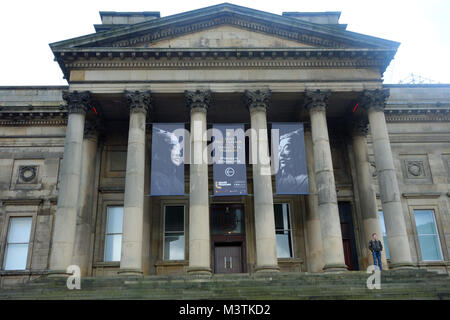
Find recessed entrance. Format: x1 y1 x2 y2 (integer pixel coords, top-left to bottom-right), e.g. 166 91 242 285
210 204 246 274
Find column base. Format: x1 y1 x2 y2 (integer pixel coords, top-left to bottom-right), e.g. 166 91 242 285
322 263 348 273
117 268 144 277
389 262 416 270
47 270 71 278
186 266 212 277
254 265 280 274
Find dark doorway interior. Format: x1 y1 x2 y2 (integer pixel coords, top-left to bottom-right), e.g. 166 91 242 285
210 204 246 273
338 202 359 270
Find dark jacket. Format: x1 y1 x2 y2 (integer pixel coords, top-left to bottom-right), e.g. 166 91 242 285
369 239 383 252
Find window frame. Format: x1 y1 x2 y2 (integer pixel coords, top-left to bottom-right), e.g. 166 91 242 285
273 202 294 259
103 206 124 262
162 204 186 261
411 208 444 262
0 207 37 272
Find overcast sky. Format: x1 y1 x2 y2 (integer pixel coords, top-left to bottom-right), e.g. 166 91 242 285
0 0 448 85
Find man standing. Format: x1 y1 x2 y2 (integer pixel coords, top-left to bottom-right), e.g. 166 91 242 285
369 233 383 271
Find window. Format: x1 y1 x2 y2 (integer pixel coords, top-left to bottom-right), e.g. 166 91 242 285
377 211 390 259
3 217 32 270
163 205 185 260
413 210 443 261
104 207 123 262
274 203 292 258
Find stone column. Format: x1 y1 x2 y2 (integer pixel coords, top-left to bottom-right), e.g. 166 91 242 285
119 90 151 276
49 91 91 275
244 89 279 273
351 117 388 270
361 89 413 269
304 89 347 272
72 120 100 276
304 126 325 272
185 90 212 276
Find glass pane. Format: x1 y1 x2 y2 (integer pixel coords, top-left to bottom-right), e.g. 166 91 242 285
211 206 244 235
105 234 122 262
4 243 29 270
106 207 123 234
414 210 438 235
377 211 386 234
165 206 184 232
418 235 443 261
378 211 390 259
274 204 290 231
276 231 292 258
164 233 185 260
383 236 390 260
7 217 32 243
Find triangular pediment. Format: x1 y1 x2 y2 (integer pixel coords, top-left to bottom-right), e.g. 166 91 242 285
50 3 399 51
138 25 313 49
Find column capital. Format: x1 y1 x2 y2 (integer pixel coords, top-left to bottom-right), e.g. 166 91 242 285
124 90 152 115
62 90 91 115
360 88 390 112
351 117 369 136
304 89 330 112
244 89 271 112
185 89 211 113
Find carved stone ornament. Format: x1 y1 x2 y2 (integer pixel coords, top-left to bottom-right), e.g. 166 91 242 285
185 90 211 112
360 89 390 112
18 165 38 183
406 160 424 177
62 91 91 114
243 89 271 112
304 89 331 112
124 90 152 114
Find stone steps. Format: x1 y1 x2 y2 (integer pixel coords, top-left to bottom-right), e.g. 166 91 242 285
1 270 449 300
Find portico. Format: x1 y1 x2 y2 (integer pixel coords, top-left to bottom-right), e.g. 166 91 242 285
44 4 419 277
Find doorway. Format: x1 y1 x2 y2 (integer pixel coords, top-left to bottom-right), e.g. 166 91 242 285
338 202 359 270
210 204 246 274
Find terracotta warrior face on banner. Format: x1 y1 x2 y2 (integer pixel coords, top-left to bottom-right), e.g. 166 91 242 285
279 130 301 175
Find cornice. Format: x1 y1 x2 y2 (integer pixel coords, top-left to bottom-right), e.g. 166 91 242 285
384 107 450 122
0 109 67 126
63 55 389 71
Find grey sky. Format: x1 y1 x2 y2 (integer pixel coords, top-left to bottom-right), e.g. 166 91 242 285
1 0 448 85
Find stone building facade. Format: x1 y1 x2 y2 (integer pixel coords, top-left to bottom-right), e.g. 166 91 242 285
0 4 449 286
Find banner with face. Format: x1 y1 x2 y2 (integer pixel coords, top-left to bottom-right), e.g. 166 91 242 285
212 124 248 196
272 122 309 195
150 123 185 196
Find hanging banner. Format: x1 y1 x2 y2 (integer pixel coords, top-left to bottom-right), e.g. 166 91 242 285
213 124 248 196
272 122 309 195
150 123 185 196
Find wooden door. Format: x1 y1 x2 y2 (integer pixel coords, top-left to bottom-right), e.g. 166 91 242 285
338 202 359 270
214 245 242 274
